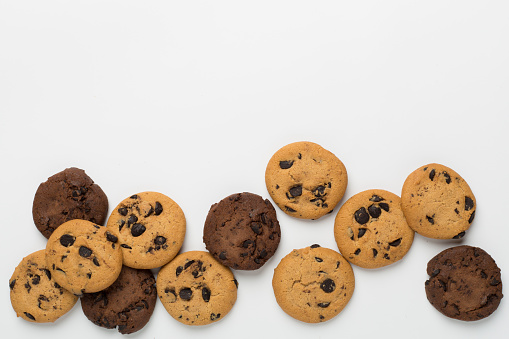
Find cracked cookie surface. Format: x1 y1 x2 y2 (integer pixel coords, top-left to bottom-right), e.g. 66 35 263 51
425 245 503 321
203 192 281 270
45 219 123 295
272 245 354 323
265 141 347 219
81 266 157 334
9 250 78 323
334 189 414 269
107 192 186 269
156 251 238 326
401 163 476 239
32 167 109 239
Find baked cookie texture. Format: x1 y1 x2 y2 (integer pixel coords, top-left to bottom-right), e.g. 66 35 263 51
45 219 123 295
334 189 414 269
107 192 186 269
32 167 109 239
9 250 78 323
401 163 476 239
81 266 157 334
203 192 281 270
272 245 355 323
157 251 238 326
425 245 503 321
265 141 347 220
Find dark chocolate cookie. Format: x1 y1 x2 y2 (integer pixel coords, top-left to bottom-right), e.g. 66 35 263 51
33 167 109 238
425 245 503 321
81 266 157 334
203 192 281 270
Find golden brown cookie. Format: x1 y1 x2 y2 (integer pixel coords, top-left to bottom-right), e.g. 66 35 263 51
9 250 78 323
45 219 123 295
265 141 348 219
156 251 238 326
272 245 355 323
106 192 186 269
401 163 476 239
334 189 414 269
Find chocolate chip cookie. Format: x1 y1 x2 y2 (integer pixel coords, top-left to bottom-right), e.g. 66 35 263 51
106 192 186 269
32 167 109 238
401 163 476 239
9 250 78 323
203 192 281 270
157 251 238 326
272 245 355 323
425 245 503 321
81 266 157 334
265 141 348 219
334 189 414 269
45 219 123 295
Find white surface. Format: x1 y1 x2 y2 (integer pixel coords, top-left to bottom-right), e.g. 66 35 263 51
1 1 508 338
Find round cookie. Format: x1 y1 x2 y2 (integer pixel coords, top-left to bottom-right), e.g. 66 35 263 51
157 251 238 326
272 245 355 323
32 167 109 239
334 189 414 269
9 250 78 323
45 219 123 295
401 163 476 239
203 192 281 270
81 266 157 334
425 245 503 321
106 192 186 269
265 141 348 220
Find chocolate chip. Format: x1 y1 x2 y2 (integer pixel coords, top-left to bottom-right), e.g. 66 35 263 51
184 260 195 270
389 238 402 247
279 160 294 169
383 253 390 260
41 269 51 280
317 302 330 308
443 171 451 184
254 258 262 264
106 232 118 243
469 211 476 223
289 185 302 197
131 223 146 237
320 279 336 293
87 272 92 279
59 234 75 247
242 240 253 248
285 206 296 212
210 313 221 321
250 223 262 235
315 257 323 262
24 312 35 321
358 228 367 238
379 203 389 212
93 257 100 266
176 266 183 277
370 195 383 202
372 248 378 258
233 279 238 288
354 248 361 255
130 195 138 199
79 246 92 258
219 252 227 260
121 244 132 249
368 204 381 218
429 169 436 181
431 269 441 277
310 244 321 248
118 207 128 216
259 249 268 258
127 214 138 226
298 153 302 159
490 277 501 286
426 215 435 225
24 281 31 292
314 185 326 197
202 287 211 302
179 288 192 301
354 207 369 224
32 275 40 285
465 196 474 211
119 220 125 232
154 202 163 216
452 231 465 239
154 236 166 245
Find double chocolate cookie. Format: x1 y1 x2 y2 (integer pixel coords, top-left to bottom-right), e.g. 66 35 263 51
401 163 476 239
203 192 281 270
45 219 123 295
334 189 414 269
32 167 109 238
157 251 238 326
107 192 186 269
272 245 355 323
425 245 503 321
81 266 157 334
265 141 348 219
9 250 78 323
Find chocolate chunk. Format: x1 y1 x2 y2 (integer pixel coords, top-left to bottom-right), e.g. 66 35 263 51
429 169 436 181
289 186 302 197
354 248 361 255
202 287 211 302
154 202 163 216
130 195 138 199
219 252 227 260
106 232 118 243
250 223 262 235
118 207 128 216
379 203 389 212
131 223 146 237
372 248 378 258
358 228 367 238
317 302 330 308
465 197 474 211
389 238 402 247
184 260 195 270
93 257 100 266
285 206 297 212
32 275 40 285
443 171 451 184
310 244 321 248
279 160 294 169
368 204 381 218
452 231 465 239
127 214 138 226
315 257 323 262
121 244 132 249
469 211 476 223
118 220 125 232
426 215 435 225
242 240 253 248
24 312 36 321
354 207 369 224
370 195 383 202
179 288 192 301
320 278 336 293
41 269 51 280
79 246 93 258
60 234 75 247
176 266 183 277
154 236 166 245
210 313 221 321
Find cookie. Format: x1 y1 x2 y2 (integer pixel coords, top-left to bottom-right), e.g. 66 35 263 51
9 250 78 323
45 219 123 295
156 251 238 326
81 266 157 334
203 192 281 270
265 141 348 219
106 192 186 269
425 245 503 321
32 167 109 239
334 189 414 269
272 245 355 323
401 163 476 239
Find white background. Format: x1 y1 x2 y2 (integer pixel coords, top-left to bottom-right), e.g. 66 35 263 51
1 1 508 338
